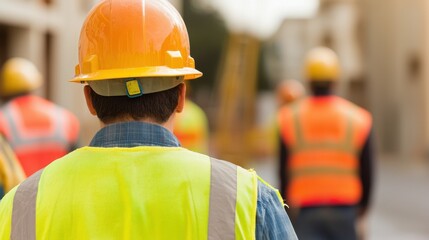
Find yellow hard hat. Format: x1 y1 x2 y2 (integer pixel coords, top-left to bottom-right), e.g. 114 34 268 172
70 0 202 96
305 47 340 81
0 58 43 97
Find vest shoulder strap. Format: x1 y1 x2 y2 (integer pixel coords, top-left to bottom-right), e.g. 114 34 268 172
11 169 43 240
208 157 237 240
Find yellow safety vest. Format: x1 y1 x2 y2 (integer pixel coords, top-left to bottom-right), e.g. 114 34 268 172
0 134 25 198
0 146 258 239
174 99 209 154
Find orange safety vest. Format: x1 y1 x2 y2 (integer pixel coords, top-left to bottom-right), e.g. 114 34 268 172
0 95 80 177
278 96 372 207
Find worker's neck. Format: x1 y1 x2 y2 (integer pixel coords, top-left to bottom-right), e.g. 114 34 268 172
311 88 334 96
313 92 334 97
99 113 176 133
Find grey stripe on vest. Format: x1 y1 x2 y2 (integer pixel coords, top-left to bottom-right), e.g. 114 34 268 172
11 169 44 240
2 103 69 148
208 158 237 240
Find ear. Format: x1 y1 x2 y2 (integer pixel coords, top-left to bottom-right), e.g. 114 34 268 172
84 85 97 116
176 83 186 113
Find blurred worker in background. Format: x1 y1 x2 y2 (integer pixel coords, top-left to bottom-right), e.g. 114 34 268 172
0 134 25 199
278 47 374 240
276 79 306 108
0 0 297 239
250 79 306 192
174 82 209 154
252 79 305 161
0 58 80 177
174 97 209 154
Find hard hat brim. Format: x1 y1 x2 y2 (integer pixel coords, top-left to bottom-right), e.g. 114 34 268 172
70 66 202 83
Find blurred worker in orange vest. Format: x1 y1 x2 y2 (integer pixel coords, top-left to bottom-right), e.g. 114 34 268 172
277 47 374 240
174 98 209 154
0 58 80 176
0 134 25 199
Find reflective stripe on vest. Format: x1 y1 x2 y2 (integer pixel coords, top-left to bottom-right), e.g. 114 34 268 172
2 103 69 149
1 99 74 176
10 157 244 239
208 158 237 240
11 170 42 240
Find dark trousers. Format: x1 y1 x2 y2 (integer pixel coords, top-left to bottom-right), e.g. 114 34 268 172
295 206 357 240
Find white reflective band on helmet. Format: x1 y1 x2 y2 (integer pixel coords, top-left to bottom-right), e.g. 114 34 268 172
88 76 184 96
10 157 239 239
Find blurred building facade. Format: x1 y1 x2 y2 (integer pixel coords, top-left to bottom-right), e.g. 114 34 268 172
1 0 429 161
363 0 428 161
0 0 99 145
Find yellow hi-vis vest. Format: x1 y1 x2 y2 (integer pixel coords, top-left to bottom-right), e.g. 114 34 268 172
0 146 259 240
0 134 25 197
174 99 209 154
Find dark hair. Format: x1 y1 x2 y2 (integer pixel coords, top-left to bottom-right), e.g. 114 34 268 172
89 84 183 124
309 81 334 96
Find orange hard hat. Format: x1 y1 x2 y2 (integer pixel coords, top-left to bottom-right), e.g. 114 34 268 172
0 58 43 97
305 47 340 81
276 79 305 106
71 0 202 96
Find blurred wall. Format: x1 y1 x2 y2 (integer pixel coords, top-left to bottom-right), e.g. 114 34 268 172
362 0 428 160
0 0 98 146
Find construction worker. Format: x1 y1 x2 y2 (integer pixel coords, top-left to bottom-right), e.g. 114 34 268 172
0 58 80 176
278 47 374 240
174 98 209 154
0 134 25 199
252 79 306 161
276 79 306 108
0 0 298 239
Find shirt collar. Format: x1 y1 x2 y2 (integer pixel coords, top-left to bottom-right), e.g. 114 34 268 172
89 121 180 148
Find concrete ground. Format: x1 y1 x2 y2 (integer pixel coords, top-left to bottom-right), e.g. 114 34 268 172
367 157 429 240
252 156 429 240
